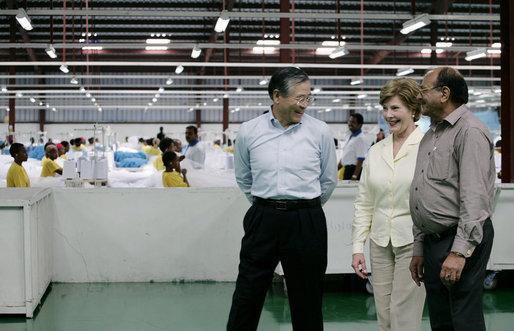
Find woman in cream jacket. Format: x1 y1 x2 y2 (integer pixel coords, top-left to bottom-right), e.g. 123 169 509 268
351 78 426 331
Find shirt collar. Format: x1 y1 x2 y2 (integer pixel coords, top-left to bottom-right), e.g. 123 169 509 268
188 139 200 147
268 105 303 130
429 104 468 130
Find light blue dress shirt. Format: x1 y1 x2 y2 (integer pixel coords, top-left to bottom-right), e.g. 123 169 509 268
234 109 338 205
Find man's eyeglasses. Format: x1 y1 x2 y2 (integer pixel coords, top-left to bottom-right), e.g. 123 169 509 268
419 85 443 94
293 96 315 105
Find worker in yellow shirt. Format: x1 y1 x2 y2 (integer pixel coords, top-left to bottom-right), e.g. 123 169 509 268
7 143 30 187
71 138 87 152
40 144 63 177
56 143 67 160
60 141 70 159
154 137 177 171
143 138 161 155
162 151 189 187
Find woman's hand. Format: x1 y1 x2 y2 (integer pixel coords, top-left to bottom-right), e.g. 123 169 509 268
351 253 368 279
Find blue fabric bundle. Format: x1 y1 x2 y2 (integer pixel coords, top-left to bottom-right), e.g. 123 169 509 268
28 145 46 160
114 151 148 168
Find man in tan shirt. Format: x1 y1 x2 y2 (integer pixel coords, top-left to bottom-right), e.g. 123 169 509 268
409 67 495 331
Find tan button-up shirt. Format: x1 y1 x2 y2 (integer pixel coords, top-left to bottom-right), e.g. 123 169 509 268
410 105 495 257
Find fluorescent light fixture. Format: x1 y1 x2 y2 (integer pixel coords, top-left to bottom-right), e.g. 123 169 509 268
465 48 487 61
152 98 157 102
91 98 96 102
396 67 414 76
487 47 501 54
213 97 219 102
80 87 86 93
82 46 103 50
436 49 444 54
16 8 33 31
350 78 363 85
148 103 152 106
191 45 202 59
420 48 432 54
259 78 268 86
39 102 44 106
175 65 184 74
70 77 79 84
46 103 50 108
235 107 240 112
86 93 91 97
223 93 229 98
400 13 430 34
45 44 57 58
329 46 349 59
146 38 170 44
494 88 501 94
59 63 69 73
5 107 9 112
214 10 230 33
79 39 85 43
435 41 452 48
145 46 168 50
16 92 23 97
166 79 173 85
332 98 341 103
158 87 164 93
357 94 367 99
254 40 280 53
52 107 57 112
316 41 345 55
236 86 243 92
98 107 102 112
30 97 36 103
256 40 280 46
1 86 7 92
155 94 160 98
203 102 207 106
491 43 501 48
325 108 332 112
312 88 321 93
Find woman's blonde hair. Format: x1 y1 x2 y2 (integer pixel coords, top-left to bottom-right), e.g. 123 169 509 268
379 78 421 121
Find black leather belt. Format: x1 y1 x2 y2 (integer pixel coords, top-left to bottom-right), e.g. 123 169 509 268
253 197 321 211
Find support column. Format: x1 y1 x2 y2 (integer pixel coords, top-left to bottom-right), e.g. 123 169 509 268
279 0 291 63
500 0 513 182
196 109 202 129
222 96 229 144
8 11 16 138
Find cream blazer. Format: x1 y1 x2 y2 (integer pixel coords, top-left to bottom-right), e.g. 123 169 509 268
352 126 424 253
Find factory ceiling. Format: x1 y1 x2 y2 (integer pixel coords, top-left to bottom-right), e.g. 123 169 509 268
0 0 502 118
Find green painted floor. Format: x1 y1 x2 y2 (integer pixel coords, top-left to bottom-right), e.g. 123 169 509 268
1 277 513 331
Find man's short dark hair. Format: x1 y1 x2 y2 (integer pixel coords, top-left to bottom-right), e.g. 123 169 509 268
10 143 25 157
159 137 174 152
434 67 469 105
61 141 69 147
186 125 198 134
162 151 177 166
350 113 364 125
44 142 56 150
268 67 309 100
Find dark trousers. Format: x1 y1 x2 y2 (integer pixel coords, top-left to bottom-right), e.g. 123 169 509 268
227 203 328 331
423 218 494 331
342 164 360 180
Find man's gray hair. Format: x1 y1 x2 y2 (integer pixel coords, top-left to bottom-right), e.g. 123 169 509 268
268 67 309 100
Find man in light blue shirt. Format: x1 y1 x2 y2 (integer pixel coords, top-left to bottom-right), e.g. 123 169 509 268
227 67 338 331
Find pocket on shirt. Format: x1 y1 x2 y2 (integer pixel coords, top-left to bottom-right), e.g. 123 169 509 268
427 149 451 181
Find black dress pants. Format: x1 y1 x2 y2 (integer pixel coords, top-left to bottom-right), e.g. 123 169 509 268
423 218 494 331
227 202 328 331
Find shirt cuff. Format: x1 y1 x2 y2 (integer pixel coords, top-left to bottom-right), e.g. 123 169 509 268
352 242 365 254
413 241 424 257
451 237 475 258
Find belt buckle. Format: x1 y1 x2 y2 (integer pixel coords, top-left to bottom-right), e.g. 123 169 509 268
275 200 288 211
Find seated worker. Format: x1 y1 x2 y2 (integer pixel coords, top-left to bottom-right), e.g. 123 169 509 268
41 142 56 164
222 139 234 153
154 137 175 171
60 141 70 159
213 139 221 149
40 144 63 177
142 138 161 155
7 143 30 187
87 137 95 147
56 143 66 159
162 151 189 187
71 137 87 152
